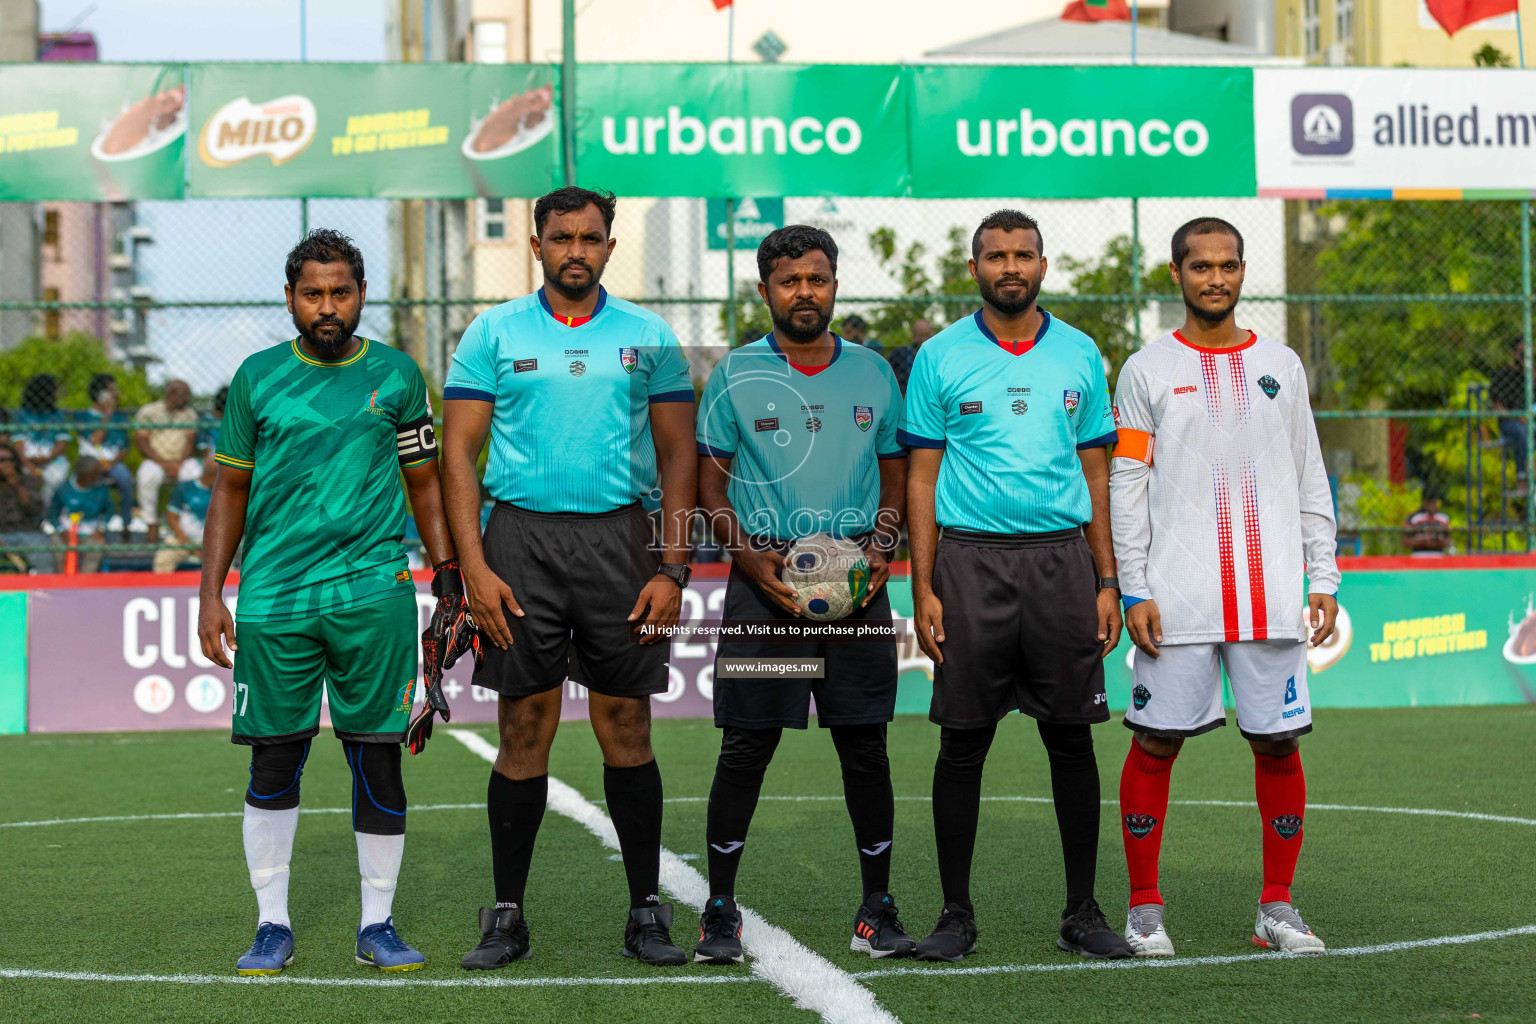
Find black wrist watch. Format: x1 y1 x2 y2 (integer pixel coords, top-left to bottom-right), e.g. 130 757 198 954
657 563 692 589
1097 576 1121 593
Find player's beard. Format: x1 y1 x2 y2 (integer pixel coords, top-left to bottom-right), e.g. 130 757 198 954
543 255 606 302
1184 284 1238 325
295 308 361 360
770 299 833 344
978 272 1041 317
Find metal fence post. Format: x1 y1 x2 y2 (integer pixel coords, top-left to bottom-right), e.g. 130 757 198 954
561 0 577 186
1131 197 1142 346
724 198 737 347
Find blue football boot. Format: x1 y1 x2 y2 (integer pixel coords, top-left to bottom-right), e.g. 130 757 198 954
356 916 425 972
236 922 295 976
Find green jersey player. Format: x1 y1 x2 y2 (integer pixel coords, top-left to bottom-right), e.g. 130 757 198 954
198 230 466 976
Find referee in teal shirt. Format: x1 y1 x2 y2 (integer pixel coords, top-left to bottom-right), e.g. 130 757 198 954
903 210 1132 962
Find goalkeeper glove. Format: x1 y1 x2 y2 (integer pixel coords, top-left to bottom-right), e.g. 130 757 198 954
408 558 483 755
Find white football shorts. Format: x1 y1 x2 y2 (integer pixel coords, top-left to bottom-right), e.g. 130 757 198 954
1125 639 1312 741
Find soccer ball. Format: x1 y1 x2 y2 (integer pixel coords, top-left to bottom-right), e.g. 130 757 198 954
780 534 870 621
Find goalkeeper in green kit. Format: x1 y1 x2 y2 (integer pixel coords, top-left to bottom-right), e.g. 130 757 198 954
198 230 478 976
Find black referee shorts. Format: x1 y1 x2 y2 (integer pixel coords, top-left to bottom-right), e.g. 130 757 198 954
929 527 1109 730
471 501 670 700
713 563 898 731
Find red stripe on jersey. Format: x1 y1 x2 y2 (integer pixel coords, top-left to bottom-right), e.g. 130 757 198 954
1241 465 1268 640
1199 352 1221 425
1228 350 1250 424
1213 461 1240 642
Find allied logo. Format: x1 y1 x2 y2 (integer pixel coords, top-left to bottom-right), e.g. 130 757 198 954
514 358 537 373
569 360 586 377
1011 399 1028 415
1270 814 1304 840
1284 675 1298 704
1063 389 1081 416
755 417 779 432
960 401 983 416
1124 813 1159 839
854 406 873 432
1257 374 1281 399
805 416 822 433
1132 683 1152 710
619 347 638 374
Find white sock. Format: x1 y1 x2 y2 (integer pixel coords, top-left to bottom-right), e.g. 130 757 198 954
243 804 298 929
357 832 405 929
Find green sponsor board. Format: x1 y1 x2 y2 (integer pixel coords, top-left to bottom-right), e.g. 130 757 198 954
0 64 185 201
574 64 908 198
0 592 25 735
188 63 559 198
705 197 784 250
888 567 1536 715
907 65 1256 198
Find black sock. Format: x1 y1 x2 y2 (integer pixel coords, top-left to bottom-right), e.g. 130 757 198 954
604 760 664 910
488 770 547 910
1038 721 1100 915
931 723 996 913
706 727 780 899
831 724 894 899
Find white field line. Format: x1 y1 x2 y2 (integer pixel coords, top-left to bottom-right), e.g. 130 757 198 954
852 923 1536 980
0 804 485 830
447 729 899 1024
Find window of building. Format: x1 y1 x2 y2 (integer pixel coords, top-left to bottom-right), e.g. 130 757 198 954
1335 0 1354 52
1303 0 1321 57
43 209 59 248
478 198 507 242
43 286 60 340
473 20 509 64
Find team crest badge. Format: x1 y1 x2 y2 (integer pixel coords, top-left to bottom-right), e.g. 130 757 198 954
854 406 873 432
1063 390 1081 417
1270 814 1303 840
1257 374 1281 399
1112 404 1122 427
1124 813 1158 839
1132 684 1151 710
619 347 638 374
395 678 416 714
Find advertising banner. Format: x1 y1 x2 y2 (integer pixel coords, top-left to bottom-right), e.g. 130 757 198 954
574 64 909 198
1254 68 1536 196
0 64 186 201
907 66 1256 198
187 63 559 198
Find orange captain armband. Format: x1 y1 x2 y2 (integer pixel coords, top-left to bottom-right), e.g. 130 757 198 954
1113 429 1154 465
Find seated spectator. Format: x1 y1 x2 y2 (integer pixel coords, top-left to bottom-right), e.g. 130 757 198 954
1404 494 1452 557
133 379 200 543
196 385 228 460
155 453 216 574
885 316 934 395
78 372 137 535
13 373 71 507
840 313 880 351
46 455 114 573
0 447 48 573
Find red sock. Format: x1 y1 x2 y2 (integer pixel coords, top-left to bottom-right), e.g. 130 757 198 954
1120 742 1176 907
1254 750 1306 905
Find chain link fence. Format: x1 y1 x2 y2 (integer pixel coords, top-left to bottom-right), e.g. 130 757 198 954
0 195 1531 571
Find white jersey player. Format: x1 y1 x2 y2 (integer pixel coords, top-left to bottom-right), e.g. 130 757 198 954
1109 218 1339 959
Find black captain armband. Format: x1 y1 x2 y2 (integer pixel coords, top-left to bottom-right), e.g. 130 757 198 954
397 414 438 466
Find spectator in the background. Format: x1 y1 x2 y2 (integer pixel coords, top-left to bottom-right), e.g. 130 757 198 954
196 385 228 460
0 447 48 573
133 379 200 543
46 455 113 573
841 313 881 351
1404 493 1452 557
78 373 137 535
155 453 216 574
13 374 71 507
1489 338 1531 480
885 316 934 395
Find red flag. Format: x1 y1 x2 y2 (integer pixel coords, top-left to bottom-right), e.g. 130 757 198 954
1061 0 1132 22
1424 0 1519 35
712 0 733 8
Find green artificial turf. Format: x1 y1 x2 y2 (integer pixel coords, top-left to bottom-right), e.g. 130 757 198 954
2 707 1534 1023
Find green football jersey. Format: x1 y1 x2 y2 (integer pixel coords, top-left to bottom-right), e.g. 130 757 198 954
215 337 435 622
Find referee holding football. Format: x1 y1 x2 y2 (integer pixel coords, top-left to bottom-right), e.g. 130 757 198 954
440 187 698 968
903 210 1133 961
693 225 914 964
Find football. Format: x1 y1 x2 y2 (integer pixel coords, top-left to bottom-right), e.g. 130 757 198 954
780 534 871 621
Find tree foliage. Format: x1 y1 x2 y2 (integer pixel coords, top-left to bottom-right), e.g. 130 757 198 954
0 333 156 411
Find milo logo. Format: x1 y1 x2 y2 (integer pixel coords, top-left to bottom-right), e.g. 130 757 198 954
199 95 318 167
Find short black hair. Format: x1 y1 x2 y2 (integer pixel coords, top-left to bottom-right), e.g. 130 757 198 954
212 385 229 416
88 372 116 403
842 314 867 329
756 224 838 282
1171 217 1244 267
533 186 617 237
972 209 1043 259
285 228 365 289
21 373 57 412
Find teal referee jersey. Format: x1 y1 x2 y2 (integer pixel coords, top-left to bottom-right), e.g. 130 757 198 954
901 309 1116 534
698 334 904 541
444 287 694 513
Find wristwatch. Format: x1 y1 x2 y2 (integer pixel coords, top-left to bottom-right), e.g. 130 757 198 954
1097 576 1121 593
657 563 692 589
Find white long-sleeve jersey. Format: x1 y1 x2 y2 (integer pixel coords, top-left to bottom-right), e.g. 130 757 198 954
1110 331 1340 645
